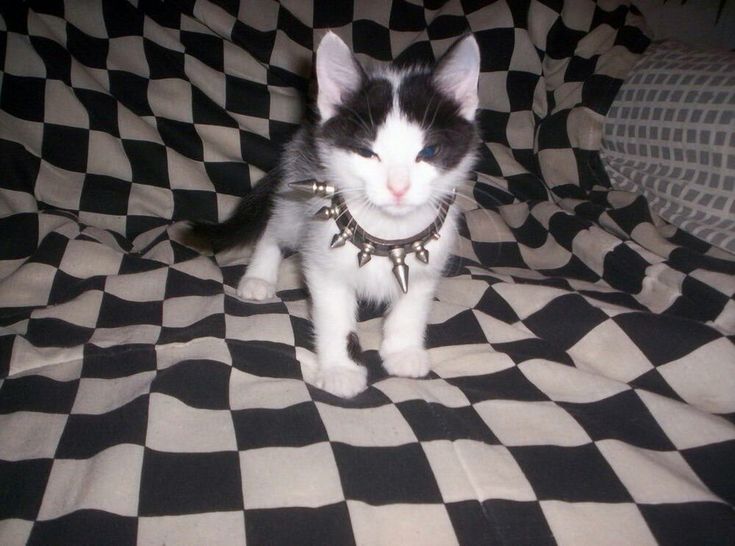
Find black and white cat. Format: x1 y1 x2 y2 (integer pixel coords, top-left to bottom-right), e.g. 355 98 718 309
195 32 480 398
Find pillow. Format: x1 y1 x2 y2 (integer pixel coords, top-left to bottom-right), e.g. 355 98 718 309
599 40 735 254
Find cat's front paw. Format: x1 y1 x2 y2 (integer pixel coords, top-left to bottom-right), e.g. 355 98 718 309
316 363 368 398
381 347 431 378
237 277 276 301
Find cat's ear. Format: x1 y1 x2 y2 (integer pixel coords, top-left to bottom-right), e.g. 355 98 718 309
433 34 481 120
316 32 364 121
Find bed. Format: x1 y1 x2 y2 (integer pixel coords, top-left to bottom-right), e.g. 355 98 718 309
1 1 734 544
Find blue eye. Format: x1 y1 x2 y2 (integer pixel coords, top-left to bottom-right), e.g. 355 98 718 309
417 145 439 161
354 147 377 159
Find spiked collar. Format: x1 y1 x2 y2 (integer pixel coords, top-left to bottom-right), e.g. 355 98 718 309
289 179 456 293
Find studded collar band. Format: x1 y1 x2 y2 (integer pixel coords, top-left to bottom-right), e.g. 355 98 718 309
289 179 456 293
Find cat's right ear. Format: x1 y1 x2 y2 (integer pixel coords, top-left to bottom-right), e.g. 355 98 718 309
316 32 364 121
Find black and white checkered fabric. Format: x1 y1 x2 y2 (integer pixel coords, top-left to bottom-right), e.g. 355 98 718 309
2 1 734 544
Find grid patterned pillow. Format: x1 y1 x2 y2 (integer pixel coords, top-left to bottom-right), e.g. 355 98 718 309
600 40 735 254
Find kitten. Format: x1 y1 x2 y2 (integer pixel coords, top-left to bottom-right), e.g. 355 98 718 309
194 32 480 398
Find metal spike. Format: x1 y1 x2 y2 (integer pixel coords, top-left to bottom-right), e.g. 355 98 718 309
411 241 429 264
289 180 317 194
431 231 441 240
393 264 409 294
289 180 334 197
315 181 335 197
389 247 409 293
357 242 375 267
314 203 340 220
330 227 352 249
314 206 332 220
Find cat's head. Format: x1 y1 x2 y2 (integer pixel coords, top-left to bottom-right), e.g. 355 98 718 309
315 32 480 217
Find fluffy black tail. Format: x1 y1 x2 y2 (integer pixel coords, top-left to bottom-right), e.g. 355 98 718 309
189 170 280 252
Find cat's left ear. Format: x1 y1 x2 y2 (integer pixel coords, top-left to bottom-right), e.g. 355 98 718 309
433 34 481 120
316 32 365 121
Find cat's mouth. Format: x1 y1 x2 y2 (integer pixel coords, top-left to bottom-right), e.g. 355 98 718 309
381 203 415 216
356 189 415 216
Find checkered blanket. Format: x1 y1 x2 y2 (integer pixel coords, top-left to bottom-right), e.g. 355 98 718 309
2 1 734 544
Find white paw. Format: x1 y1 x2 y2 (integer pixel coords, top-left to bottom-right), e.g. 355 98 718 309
381 347 431 378
237 277 276 301
315 364 368 398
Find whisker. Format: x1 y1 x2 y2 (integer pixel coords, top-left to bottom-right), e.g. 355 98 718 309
343 115 371 134
339 104 372 135
332 188 364 195
431 183 505 207
467 184 510 209
365 90 376 130
421 91 438 129
427 99 442 130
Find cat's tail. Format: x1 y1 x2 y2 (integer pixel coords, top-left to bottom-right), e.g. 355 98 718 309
188 169 280 252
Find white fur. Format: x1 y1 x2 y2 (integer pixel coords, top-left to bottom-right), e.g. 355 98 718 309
238 33 479 398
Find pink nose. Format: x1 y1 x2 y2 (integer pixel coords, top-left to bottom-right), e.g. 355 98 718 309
387 178 410 200
389 185 408 199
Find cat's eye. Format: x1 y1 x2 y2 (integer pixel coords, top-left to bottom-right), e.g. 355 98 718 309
353 147 378 159
417 145 439 161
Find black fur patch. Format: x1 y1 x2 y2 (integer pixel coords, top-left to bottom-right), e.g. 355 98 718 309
319 78 393 150
398 72 477 170
347 331 362 362
319 68 477 171
188 168 280 251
